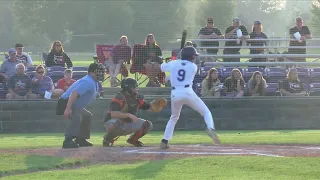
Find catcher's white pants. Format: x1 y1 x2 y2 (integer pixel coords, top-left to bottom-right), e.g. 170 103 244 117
163 87 215 141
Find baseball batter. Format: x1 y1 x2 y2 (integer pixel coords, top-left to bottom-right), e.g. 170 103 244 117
159 46 220 149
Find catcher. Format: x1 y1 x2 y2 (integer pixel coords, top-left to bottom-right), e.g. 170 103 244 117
103 77 167 147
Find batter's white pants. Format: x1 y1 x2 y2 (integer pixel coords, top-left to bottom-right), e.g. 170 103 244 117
163 87 215 141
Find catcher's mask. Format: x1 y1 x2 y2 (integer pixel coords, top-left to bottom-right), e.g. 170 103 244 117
88 63 106 81
121 77 138 96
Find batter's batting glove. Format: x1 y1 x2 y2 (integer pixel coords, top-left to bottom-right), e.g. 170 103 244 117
150 97 167 112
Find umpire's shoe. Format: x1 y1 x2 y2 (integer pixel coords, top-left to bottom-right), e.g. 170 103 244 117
62 139 79 149
75 138 93 147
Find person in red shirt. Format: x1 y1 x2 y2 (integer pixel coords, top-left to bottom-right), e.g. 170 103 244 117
56 69 76 92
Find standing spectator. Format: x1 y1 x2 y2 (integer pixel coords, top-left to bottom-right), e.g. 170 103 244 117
143 34 165 87
56 69 76 92
198 17 224 62
201 68 221 97
15 44 33 67
288 17 312 62
247 71 267 96
31 65 64 99
109 36 131 87
279 68 307 96
45 41 73 68
247 20 268 63
223 17 249 62
223 68 245 98
6 63 36 100
0 48 20 83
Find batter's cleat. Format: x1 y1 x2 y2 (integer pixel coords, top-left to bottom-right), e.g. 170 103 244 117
62 139 79 149
75 138 93 147
160 139 169 149
205 128 221 145
127 139 144 147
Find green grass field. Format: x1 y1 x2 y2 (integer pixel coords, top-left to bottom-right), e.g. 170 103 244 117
1 130 320 179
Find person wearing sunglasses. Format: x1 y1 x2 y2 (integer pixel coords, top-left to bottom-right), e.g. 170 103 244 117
45 41 73 68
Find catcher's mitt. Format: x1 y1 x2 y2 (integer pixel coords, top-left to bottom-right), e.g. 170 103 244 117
150 97 167 112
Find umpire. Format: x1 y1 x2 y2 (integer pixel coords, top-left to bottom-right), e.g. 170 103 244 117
57 63 106 149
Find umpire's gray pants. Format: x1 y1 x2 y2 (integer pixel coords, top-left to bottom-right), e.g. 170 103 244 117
65 107 93 139
104 118 150 137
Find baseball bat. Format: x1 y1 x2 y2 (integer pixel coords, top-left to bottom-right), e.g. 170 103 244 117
180 30 187 50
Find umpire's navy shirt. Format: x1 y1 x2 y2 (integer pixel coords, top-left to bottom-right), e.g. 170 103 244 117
61 75 98 109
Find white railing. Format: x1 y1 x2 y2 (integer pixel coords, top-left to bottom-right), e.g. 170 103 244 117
204 61 320 66
196 46 320 49
188 38 320 42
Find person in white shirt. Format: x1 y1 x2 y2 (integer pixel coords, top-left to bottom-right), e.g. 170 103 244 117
15 44 33 67
159 46 220 149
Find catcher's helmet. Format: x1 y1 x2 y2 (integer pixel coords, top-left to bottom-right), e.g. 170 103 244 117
121 77 138 95
88 63 106 81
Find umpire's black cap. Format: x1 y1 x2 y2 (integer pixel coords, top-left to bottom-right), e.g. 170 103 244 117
181 46 199 60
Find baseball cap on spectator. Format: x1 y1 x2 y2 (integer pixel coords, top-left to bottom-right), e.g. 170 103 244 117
8 48 17 55
233 17 241 23
181 46 199 60
254 20 262 25
15 44 24 48
207 17 214 24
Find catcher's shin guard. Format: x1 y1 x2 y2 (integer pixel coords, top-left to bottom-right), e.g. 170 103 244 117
127 120 153 147
103 120 121 147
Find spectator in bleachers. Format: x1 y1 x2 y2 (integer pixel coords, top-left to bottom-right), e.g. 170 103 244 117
201 68 221 97
223 17 249 62
6 63 36 100
223 68 245 98
288 16 312 62
109 36 131 87
45 41 73 68
56 69 76 92
279 68 307 96
247 20 268 63
31 65 64 99
15 44 33 67
198 17 224 62
0 48 20 83
247 71 267 96
142 34 165 87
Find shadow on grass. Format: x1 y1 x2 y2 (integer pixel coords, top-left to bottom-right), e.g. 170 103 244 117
0 154 84 178
116 153 177 179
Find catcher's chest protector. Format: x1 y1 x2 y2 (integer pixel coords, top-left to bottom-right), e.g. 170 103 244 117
120 94 140 115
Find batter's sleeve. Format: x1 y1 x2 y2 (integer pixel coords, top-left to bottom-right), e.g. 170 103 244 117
160 61 172 72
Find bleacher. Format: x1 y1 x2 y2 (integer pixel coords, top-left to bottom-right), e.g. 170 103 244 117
189 37 320 96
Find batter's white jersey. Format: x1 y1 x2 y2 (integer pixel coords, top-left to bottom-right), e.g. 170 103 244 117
160 60 197 87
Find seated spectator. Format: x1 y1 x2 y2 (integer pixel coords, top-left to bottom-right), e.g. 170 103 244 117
247 71 267 96
201 68 221 97
142 34 165 87
109 36 131 87
31 65 64 99
56 69 76 92
45 41 73 68
0 48 20 83
15 43 33 67
279 68 307 96
6 63 36 100
223 68 245 98
247 20 268 63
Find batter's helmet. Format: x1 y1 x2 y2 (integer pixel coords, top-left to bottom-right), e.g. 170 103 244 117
181 46 199 60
